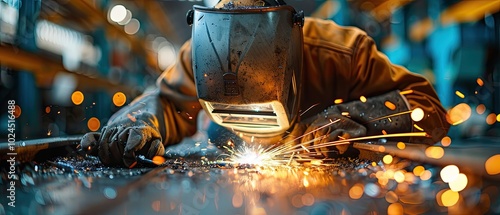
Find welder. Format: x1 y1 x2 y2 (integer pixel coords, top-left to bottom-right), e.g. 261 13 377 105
81 0 450 168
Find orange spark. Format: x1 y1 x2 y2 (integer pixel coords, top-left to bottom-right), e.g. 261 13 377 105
399 90 414 95
385 101 396 110
360 96 367 102
127 113 137 122
367 110 413 123
477 78 484 86
292 132 428 154
413 124 424 131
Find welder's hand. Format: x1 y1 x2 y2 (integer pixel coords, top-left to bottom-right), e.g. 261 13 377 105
80 111 165 168
295 106 366 158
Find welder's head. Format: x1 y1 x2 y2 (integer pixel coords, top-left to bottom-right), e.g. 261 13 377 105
187 0 304 137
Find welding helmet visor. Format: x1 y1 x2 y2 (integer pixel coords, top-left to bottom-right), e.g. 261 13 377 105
188 4 304 136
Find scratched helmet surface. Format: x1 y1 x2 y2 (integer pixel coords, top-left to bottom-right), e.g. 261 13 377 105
188 0 304 136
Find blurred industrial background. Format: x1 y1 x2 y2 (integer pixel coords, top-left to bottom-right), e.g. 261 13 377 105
0 0 499 141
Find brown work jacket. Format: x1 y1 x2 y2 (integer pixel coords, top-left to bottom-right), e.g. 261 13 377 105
157 17 449 145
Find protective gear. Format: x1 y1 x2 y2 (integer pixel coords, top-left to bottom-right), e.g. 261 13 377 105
80 92 166 168
284 90 413 158
338 90 414 137
187 2 304 137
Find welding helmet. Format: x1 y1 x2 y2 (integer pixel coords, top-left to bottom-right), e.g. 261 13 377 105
187 0 304 137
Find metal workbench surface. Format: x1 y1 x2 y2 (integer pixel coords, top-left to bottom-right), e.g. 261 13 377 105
1 136 500 215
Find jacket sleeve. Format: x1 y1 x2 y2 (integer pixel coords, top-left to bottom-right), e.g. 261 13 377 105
349 35 450 144
156 40 202 145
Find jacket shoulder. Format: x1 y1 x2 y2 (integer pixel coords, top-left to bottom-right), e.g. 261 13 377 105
303 17 368 54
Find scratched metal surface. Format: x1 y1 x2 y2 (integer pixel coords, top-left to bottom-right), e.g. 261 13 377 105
2 137 500 215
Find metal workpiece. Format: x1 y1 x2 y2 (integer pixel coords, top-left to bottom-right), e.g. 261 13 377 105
2 137 500 215
0 136 81 162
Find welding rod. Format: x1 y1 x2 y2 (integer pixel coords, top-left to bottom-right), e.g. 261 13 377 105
135 155 161 167
0 136 83 162
47 160 76 172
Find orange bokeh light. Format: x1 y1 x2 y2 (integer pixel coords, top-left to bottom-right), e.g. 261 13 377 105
349 183 364 200
387 203 404 215
383 155 393 164
291 194 303 208
485 154 500 175
441 189 459 207
13 105 21 118
71 91 84 105
301 193 315 206
486 113 497 125
441 136 452 147
476 104 486 115
446 103 472 125
420 170 432 181
113 92 127 107
425 146 444 159
378 146 386 153
413 166 425 176
397 142 406 150
87 117 101 131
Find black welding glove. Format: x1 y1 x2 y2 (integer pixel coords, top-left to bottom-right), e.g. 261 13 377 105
285 90 413 158
80 92 166 168
292 106 367 158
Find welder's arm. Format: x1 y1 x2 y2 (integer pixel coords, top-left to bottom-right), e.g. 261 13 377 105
348 35 450 144
80 41 201 167
286 34 449 158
